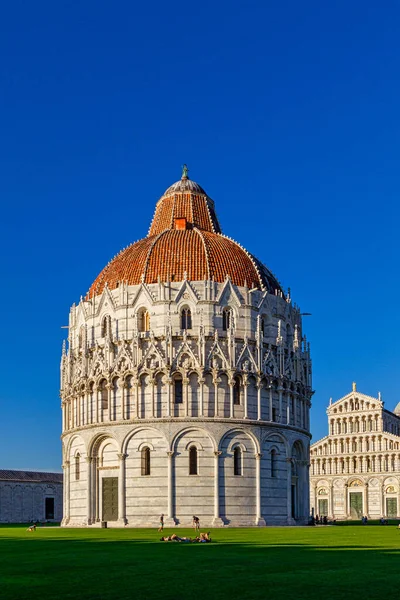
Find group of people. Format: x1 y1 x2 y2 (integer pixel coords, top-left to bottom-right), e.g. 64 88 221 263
160 532 212 543
313 515 329 525
158 514 211 542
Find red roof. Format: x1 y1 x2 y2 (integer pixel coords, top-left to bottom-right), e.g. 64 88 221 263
87 175 283 297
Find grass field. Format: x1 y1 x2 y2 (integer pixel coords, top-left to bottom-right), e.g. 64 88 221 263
1 525 399 600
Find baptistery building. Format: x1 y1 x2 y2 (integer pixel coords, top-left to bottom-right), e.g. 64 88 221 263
61 168 312 527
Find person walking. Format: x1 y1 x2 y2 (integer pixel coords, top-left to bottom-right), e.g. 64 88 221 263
192 515 200 532
158 514 164 532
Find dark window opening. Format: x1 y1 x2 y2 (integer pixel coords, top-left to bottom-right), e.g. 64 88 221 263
75 454 80 480
45 497 55 520
271 450 277 477
223 309 232 331
189 446 198 475
233 377 241 405
141 447 151 476
174 378 183 404
234 447 242 476
181 308 192 330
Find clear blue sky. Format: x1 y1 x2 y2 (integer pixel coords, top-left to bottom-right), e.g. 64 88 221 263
1 1 399 471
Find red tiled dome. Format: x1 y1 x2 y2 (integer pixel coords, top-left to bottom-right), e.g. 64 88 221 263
87 171 283 298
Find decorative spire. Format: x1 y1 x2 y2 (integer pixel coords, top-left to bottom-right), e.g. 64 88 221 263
182 164 189 179
352 382 357 392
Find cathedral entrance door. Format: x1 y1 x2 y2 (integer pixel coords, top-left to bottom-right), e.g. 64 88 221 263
386 498 397 518
349 492 363 518
318 499 328 517
102 477 118 521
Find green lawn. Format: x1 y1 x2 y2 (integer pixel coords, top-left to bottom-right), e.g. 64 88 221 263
1 525 399 600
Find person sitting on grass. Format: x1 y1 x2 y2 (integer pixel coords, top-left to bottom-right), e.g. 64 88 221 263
160 534 192 542
194 532 212 543
27 524 37 532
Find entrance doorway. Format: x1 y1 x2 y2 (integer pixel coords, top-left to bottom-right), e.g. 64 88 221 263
291 484 297 518
102 477 118 521
318 498 328 517
349 492 363 518
386 498 397 518
45 497 55 520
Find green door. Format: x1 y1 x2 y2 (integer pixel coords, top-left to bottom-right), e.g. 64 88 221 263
386 498 397 518
349 492 363 518
318 499 328 517
102 477 118 521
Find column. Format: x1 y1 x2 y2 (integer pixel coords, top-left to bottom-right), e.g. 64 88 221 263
229 383 234 418
121 383 126 420
214 379 219 417
257 380 262 421
330 484 334 519
364 482 369 517
213 451 224 526
165 451 175 526
86 457 93 525
199 379 204 417
95 387 99 423
95 457 100 522
381 484 385 517
278 388 283 423
269 386 273 421
61 402 66 432
62 460 70 525
294 394 298 427
150 379 155 418
184 378 189 418
287 457 293 523
166 379 172 417
85 390 90 426
255 453 265 525
314 485 318 516
243 378 249 419
117 453 127 525
106 383 112 421
134 381 139 419
344 483 348 518
286 393 290 425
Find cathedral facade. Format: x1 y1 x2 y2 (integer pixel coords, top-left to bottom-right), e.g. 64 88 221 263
61 169 312 527
310 384 400 519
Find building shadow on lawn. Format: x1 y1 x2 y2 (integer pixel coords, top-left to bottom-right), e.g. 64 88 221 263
1 535 400 600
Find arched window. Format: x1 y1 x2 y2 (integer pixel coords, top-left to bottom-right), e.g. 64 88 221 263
222 308 232 331
141 447 151 476
138 309 150 333
271 449 277 477
101 315 110 338
181 307 192 330
174 376 183 404
189 446 198 475
233 447 242 476
75 453 80 481
233 376 241 405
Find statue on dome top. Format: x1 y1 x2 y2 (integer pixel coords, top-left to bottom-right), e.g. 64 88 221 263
182 164 189 179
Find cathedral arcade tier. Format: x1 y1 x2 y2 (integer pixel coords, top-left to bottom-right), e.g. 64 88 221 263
61 168 312 527
310 384 400 520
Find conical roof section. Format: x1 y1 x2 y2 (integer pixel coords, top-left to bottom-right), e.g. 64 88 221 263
87 168 284 298
149 167 221 236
